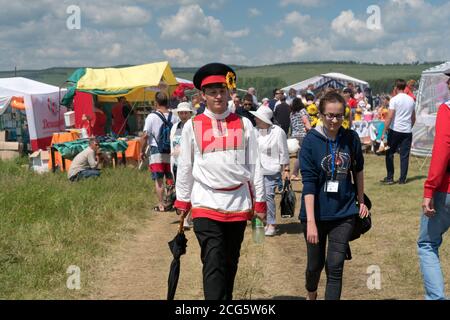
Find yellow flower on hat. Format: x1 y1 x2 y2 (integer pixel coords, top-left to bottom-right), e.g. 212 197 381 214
226 72 236 90
342 119 350 129
307 104 318 116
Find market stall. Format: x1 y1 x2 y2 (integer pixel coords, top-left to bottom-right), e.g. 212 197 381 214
0 77 67 151
52 61 180 172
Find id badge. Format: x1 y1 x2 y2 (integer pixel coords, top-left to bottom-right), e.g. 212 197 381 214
325 180 339 193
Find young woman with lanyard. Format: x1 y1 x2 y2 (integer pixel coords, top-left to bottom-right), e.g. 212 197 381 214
299 91 369 300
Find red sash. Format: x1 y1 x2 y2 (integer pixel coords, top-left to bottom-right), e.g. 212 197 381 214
192 113 244 154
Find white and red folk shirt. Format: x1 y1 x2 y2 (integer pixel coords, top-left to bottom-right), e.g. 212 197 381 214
423 101 450 198
174 108 266 222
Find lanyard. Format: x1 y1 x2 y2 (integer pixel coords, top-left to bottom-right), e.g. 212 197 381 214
327 135 340 180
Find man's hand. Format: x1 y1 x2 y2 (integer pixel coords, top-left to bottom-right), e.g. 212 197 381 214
422 198 435 218
140 151 147 161
176 209 189 219
254 211 266 221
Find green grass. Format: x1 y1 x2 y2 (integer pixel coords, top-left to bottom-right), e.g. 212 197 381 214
344 153 446 299
177 62 436 86
0 152 446 299
0 159 155 299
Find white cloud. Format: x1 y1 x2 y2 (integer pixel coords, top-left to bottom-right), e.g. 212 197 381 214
330 10 384 48
0 2 162 70
163 48 190 65
159 5 222 41
225 28 250 38
83 4 151 27
391 0 425 8
264 25 284 38
248 8 262 17
157 5 249 66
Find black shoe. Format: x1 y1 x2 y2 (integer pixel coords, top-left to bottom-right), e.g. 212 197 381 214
380 177 395 185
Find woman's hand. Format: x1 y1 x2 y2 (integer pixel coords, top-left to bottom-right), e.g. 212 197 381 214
307 222 319 244
359 203 369 218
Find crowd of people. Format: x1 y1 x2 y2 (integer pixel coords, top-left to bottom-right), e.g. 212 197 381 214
67 62 449 301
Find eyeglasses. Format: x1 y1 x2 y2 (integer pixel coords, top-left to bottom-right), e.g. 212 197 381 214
275 92 282 95
323 113 345 120
243 103 253 106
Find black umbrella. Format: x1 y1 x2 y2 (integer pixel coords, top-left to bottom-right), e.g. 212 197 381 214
167 216 188 300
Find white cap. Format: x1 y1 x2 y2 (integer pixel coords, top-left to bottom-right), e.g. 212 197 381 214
250 106 273 125
173 102 194 113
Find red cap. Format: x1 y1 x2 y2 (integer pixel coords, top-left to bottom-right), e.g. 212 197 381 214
201 75 226 88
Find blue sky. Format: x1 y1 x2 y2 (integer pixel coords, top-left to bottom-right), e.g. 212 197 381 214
1 0 449 70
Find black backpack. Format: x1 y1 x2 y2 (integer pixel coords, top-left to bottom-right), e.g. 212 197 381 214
151 111 173 154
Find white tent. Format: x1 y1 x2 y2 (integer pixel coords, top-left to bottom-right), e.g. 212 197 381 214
175 77 193 84
0 77 67 151
282 72 370 93
412 62 450 157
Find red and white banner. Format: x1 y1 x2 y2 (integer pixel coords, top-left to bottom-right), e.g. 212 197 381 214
25 92 67 151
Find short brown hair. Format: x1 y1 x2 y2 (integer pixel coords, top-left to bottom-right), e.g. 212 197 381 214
155 92 168 106
243 94 253 102
318 92 346 114
395 79 407 91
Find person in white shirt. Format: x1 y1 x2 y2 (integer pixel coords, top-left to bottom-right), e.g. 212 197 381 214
68 138 101 181
140 92 179 212
381 79 416 184
174 63 266 300
170 102 194 229
248 87 259 106
251 107 290 236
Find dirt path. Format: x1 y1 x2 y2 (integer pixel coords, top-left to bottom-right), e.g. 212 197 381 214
90 181 308 300
89 178 391 300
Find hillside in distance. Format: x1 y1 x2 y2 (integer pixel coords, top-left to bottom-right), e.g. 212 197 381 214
0 61 440 96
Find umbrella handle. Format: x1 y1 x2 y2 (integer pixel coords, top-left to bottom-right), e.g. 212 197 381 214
178 215 185 234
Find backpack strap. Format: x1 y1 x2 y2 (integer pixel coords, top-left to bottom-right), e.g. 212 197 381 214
152 110 170 125
150 111 171 148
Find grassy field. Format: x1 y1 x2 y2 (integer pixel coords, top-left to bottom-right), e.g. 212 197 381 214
1 153 448 300
0 158 155 299
0 62 439 96
176 62 436 87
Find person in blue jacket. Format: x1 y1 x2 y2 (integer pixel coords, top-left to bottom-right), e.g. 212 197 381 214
299 91 369 300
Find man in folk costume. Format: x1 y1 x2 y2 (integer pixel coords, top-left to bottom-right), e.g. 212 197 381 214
174 63 267 300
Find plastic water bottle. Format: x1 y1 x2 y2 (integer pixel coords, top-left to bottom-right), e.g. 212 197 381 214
252 217 265 244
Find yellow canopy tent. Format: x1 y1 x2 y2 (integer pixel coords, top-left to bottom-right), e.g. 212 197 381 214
63 61 179 104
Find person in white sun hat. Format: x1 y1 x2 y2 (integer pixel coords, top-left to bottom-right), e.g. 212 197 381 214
170 102 194 229
250 107 290 236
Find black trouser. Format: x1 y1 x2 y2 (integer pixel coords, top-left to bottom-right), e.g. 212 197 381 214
385 129 413 182
193 218 247 300
303 216 355 300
